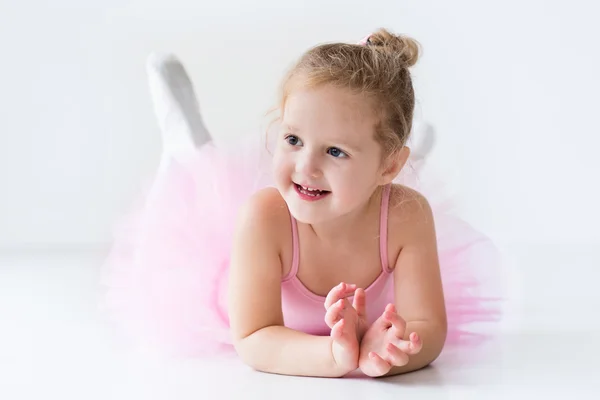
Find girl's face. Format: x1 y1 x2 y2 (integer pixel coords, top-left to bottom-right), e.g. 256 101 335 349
272 85 389 224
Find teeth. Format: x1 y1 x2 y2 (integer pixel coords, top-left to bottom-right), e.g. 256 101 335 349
301 185 321 192
297 184 325 197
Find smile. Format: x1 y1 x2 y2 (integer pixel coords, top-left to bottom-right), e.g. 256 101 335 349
293 183 331 201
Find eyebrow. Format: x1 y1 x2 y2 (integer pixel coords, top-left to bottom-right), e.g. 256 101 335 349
281 123 299 132
281 123 362 153
331 140 361 153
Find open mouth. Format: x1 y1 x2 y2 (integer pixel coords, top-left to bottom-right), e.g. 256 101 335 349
294 183 331 199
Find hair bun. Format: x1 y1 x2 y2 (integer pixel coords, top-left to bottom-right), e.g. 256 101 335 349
366 28 421 68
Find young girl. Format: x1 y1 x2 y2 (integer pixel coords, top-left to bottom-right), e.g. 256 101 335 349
101 28 501 378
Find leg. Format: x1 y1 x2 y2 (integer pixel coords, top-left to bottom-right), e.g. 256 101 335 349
146 52 212 159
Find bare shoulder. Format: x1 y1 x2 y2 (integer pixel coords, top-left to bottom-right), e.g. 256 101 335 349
384 183 437 270
387 184 435 230
231 186 293 276
235 186 291 240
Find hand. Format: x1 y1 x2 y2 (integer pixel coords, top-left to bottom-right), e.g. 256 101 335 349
358 303 423 377
323 282 366 374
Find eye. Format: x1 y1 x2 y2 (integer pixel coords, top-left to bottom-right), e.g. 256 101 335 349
285 135 303 146
327 147 348 158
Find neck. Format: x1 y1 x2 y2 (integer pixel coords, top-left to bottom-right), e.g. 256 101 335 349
307 186 384 246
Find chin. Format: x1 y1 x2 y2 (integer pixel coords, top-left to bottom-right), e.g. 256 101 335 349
282 190 331 225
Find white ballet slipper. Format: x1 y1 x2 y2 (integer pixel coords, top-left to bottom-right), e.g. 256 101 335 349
146 52 212 160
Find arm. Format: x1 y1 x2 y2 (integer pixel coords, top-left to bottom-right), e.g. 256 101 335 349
227 188 348 378
385 194 447 376
235 326 347 377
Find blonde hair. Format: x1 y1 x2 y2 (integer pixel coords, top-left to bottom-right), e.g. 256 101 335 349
275 28 421 159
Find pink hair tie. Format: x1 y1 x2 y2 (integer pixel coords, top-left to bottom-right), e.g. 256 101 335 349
358 34 372 46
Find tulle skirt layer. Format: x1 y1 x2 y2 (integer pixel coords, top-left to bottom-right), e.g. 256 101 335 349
100 141 503 357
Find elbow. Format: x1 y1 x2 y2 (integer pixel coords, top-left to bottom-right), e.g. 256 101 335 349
233 339 261 371
409 327 447 375
427 319 448 365
416 318 448 367
232 329 272 372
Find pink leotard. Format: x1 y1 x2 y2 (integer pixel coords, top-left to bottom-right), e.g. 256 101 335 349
280 183 396 335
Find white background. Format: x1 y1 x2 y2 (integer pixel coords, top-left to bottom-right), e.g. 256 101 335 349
1 1 600 398
1 0 599 330
1 0 598 250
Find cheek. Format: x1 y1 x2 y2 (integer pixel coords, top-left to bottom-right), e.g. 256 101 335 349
272 152 293 180
333 164 378 195
337 162 373 184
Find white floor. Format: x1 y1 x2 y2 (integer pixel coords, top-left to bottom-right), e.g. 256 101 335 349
1 244 599 399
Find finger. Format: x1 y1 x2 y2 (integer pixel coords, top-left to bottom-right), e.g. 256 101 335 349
391 334 423 355
410 332 420 343
367 352 391 377
324 299 345 328
385 303 396 314
331 318 345 341
324 300 343 328
324 282 357 309
391 339 412 354
379 303 395 329
331 319 353 349
352 288 366 318
385 343 410 367
408 332 423 355
383 306 406 338
372 310 391 331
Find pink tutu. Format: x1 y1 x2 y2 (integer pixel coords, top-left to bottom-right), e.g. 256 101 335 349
100 138 503 357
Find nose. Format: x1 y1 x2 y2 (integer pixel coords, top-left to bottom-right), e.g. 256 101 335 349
296 150 322 179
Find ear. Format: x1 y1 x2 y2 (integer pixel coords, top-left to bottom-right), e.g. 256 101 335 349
378 146 410 185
